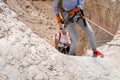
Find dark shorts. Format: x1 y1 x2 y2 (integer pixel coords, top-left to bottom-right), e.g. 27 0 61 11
58 46 70 54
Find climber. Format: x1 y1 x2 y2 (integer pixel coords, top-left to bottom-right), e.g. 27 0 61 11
53 0 104 57
55 26 72 54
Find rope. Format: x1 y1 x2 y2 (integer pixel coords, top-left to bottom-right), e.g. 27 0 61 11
82 16 120 37
96 40 111 43
93 58 110 76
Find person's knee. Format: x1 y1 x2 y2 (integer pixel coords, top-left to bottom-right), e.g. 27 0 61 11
85 29 94 37
89 30 94 35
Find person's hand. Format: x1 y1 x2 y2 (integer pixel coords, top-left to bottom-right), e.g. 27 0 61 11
56 14 62 25
69 7 79 16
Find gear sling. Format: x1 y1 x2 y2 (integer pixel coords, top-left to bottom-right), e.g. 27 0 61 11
58 0 87 26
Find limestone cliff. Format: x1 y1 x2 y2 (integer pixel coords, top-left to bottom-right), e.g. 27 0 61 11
5 0 120 55
0 0 120 80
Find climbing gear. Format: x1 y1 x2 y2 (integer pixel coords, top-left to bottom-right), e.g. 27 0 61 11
60 13 75 28
93 50 104 58
71 9 87 27
69 7 79 16
62 10 87 27
79 9 87 26
61 14 71 24
58 0 87 27
83 16 118 36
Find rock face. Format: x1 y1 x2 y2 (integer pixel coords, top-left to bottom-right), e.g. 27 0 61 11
5 0 120 55
0 0 120 80
84 0 120 43
77 0 120 54
4 0 58 47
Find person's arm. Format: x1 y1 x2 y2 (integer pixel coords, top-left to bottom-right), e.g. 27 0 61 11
55 39 59 49
69 0 84 16
54 33 59 49
53 0 62 24
53 0 59 15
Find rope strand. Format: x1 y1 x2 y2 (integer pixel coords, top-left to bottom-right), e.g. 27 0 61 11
83 16 120 37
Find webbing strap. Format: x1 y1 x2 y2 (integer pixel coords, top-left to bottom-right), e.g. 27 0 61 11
58 0 66 18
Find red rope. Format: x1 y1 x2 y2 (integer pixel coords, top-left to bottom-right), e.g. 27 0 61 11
83 16 120 36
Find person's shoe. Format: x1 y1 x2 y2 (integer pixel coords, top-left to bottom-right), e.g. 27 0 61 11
93 50 104 58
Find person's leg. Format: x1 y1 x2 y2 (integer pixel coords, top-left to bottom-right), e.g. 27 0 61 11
62 48 66 54
77 18 104 57
63 12 79 55
58 47 63 53
77 19 97 51
65 23 79 55
58 47 61 52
